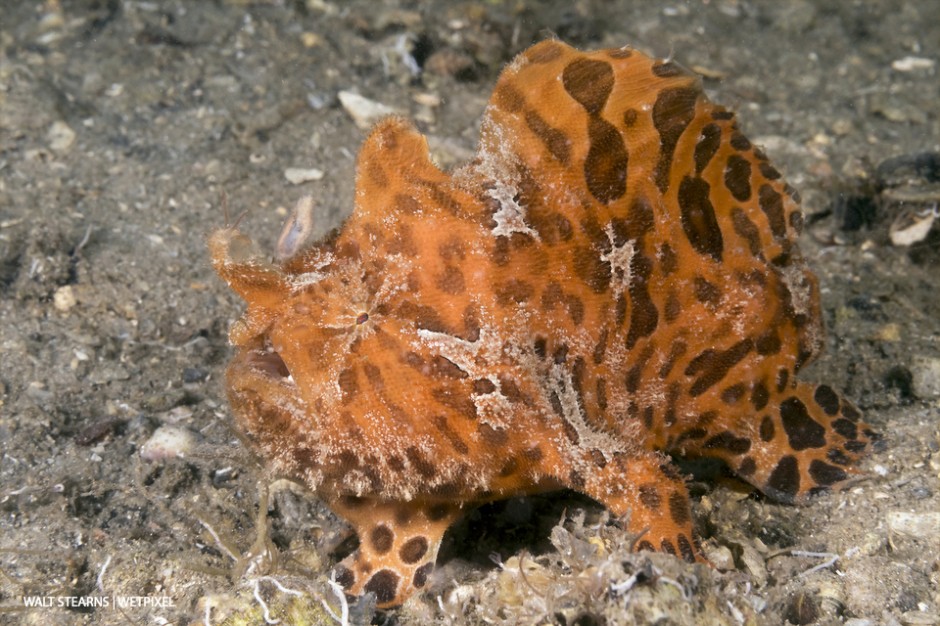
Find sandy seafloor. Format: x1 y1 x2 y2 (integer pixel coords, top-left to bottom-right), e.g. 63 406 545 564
1 1 938 624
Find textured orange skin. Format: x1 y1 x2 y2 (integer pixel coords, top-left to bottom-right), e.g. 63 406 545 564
211 40 878 608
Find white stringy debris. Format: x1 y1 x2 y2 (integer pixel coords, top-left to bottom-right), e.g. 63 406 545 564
600 223 636 301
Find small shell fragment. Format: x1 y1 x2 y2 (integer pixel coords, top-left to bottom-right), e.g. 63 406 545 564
284 167 324 185
887 510 940 538
47 121 76 153
889 208 936 247
53 285 77 312
338 90 399 130
703 544 736 570
140 425 196 461
891 56 936 72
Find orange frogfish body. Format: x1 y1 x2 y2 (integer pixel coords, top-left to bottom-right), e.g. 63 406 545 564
211 40 878 608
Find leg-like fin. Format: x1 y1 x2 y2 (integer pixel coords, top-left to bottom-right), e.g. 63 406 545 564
571 450 704 563
732 382 879 503
329 498 462 609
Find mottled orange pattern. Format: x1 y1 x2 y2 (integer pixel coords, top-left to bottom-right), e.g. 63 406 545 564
211 40 878 608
